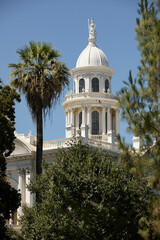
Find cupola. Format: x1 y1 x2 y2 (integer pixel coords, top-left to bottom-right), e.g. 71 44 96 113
63 19 120 145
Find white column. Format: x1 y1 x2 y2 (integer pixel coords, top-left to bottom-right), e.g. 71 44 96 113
66 108 74 138
87 106 91 136
67 111 69 125
70 108 74 125
82 107 85 125
99 76 102 92
102 107 106 135
107 107 113 144
76 109 79 134
76 79 79 93
90 109 92 135
17 169 25 223
65 111 68 126
116 109 120 134
68 109 70 125
81 106 88 138
25 168 31 206
85 76 89 92
18 170 23 197
89 76 91 92
107 107 111 132
87 106 90 125
25 167 34 207
103 77 105 91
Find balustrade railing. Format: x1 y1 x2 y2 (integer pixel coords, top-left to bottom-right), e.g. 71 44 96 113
43 138 70 149
65 92 118 101
43 136 118 152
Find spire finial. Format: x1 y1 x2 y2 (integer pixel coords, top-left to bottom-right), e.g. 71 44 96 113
88 18 97 43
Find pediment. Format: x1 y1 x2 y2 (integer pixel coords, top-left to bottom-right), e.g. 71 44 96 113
11 139 32 156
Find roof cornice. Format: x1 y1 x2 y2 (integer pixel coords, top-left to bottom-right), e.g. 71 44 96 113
71 66 114 75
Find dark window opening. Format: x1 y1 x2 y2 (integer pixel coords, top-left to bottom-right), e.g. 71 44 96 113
112 111 115 133
105 79 109 93
79 79 85 93
92 78 99 92
79 112 82 129
105 112 107 133
92 111 99 135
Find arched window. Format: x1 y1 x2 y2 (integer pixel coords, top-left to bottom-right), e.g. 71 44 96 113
92 78 99 92
92 111 99 135
105 79 109 93
79 112 82 128
79 78 85 93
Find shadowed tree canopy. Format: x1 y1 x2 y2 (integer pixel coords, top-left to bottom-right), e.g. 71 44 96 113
0 79 21 239
9 41 70 176
19 140 151 240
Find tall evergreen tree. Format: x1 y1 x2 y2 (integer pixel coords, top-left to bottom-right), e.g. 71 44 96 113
118 0 160 238
9 41 70 177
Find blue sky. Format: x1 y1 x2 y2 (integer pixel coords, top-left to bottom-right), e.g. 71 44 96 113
1 0 144 143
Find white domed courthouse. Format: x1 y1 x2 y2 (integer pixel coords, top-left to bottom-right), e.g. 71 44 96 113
6 19 121 226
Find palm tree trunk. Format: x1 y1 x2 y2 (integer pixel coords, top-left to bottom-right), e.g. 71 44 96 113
36 108 43 175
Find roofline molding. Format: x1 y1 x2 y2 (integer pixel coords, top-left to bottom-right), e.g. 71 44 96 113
71 66 114 75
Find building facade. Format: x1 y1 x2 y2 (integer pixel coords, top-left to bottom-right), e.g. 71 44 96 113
6 19 120 227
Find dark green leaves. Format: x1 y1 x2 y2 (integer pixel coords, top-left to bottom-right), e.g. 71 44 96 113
20 140 151 240
0 79 21 239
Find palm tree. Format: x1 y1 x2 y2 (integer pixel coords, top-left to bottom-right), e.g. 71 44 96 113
9 41 70 175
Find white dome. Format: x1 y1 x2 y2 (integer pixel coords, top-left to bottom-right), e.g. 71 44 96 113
76 42 108 68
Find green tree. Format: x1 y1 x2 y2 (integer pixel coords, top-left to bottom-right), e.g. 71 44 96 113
19 140 151 240
9 41 70 176
118 0 160 238
0 79 21 239
6 226 23 240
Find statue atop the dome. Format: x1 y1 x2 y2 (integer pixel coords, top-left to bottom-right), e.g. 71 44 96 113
88 18 97 43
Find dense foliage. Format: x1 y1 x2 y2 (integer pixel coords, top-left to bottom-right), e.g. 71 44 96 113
118 0 160 238
19 140 151 240
9 41 70 175
0 79 21 239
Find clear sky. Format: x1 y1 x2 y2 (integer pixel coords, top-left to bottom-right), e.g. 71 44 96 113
0 0 145 143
